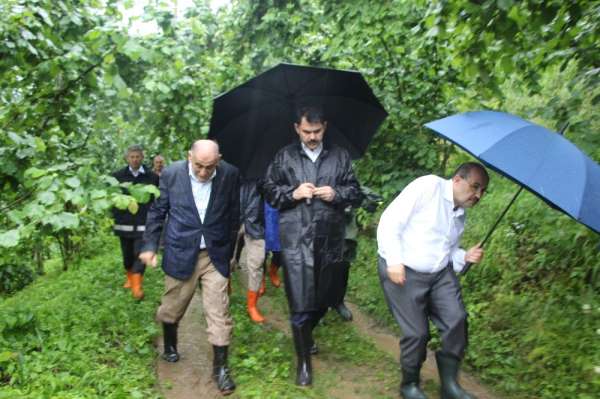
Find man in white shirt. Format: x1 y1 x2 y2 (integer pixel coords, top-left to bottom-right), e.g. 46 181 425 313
377 162 488 399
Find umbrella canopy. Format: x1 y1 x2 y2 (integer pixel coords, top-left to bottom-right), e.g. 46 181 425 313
208 63 388 178
425 110 600 235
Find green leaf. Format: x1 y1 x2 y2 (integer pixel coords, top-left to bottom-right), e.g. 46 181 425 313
47 212 79 230
65 177 81 188
0 229 20 248
112 194 131 210
497 0 514 11
34 137 47 152
156 82 170 94
38 191 56 205
127 200 139 215
25 167 47 179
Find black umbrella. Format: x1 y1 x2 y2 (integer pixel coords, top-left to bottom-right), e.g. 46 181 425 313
208 63 388 178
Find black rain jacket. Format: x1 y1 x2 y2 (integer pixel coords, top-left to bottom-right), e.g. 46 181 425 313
263 142 361 312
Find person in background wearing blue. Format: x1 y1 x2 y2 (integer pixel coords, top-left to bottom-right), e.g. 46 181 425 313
264 201 282 289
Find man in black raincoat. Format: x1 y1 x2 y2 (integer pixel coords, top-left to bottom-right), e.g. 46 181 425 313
263 105 362 386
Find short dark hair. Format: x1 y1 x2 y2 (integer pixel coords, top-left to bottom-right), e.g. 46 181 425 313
453 162 489 182
294 105 326 124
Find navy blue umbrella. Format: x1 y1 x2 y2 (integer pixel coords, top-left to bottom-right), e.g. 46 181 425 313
425 111 600 270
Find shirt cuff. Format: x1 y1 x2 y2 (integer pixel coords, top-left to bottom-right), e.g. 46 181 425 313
383 253 404 268
451 248 467 273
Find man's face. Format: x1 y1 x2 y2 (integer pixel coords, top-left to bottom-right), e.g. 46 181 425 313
295 117 326 150
188 150 220 182
452 169 488 208
126 151 144 170
153 157 165 172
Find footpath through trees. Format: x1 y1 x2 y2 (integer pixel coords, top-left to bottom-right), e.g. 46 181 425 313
156 266 500 399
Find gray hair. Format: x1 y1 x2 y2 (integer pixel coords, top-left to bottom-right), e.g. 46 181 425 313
125 144 144 156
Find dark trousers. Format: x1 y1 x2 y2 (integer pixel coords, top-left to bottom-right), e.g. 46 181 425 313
290 309 328 328
331 239 357 306
378 256 468 370
119 236 146 274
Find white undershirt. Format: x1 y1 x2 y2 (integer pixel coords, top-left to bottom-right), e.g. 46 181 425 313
129 165 145 177
301 142 323 163
377 175 467 273
189 163 216 249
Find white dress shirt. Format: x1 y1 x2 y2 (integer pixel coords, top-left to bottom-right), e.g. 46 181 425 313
377 175 467 273
189 163 216 249
129 165 145 177
301 142 323 163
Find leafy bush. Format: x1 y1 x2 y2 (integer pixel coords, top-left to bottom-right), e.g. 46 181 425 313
0 237 162 398
0 262 35 296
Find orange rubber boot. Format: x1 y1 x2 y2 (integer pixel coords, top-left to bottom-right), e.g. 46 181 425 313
131 273 144 300
268 262 281 288
123 271 133 289
258 274 266 297
247 290 265 323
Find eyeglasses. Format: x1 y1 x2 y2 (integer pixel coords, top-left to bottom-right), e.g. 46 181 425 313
465 180 487 195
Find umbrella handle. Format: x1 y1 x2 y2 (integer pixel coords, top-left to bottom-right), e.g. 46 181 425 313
460 185 524 275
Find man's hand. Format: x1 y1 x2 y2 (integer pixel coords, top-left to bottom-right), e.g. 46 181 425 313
293 182 316 200
313 186 336 202
464 243 484 264
139 251 158 268
387 263 406 285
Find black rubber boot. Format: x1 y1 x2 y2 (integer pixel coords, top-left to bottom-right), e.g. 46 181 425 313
212 345 236 395
400 367 428 399
162 322 179 363
436 351 476 399
291 323 312 386
334 302 353 321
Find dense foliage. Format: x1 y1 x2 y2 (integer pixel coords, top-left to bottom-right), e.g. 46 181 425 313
1 0 598 397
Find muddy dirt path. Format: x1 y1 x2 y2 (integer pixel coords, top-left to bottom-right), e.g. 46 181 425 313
155 281 500 399
155 293 223 399
347 303 497 399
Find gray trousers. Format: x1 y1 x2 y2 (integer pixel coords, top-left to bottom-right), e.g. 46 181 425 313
378 256 468 370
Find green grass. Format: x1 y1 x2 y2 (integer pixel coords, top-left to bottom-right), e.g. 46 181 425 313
228 270 401 398
0 236 162 399
347 215 600 398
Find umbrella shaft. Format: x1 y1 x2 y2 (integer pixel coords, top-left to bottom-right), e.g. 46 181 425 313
462 185 524 275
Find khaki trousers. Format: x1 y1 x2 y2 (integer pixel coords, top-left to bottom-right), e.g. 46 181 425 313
156 250 233 347
235 226 266 292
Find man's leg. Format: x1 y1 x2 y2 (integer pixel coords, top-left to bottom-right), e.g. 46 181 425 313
199 252 235 395
290 312 314 386
118 237 135 289
430 266 474 399
155 254 205 362
378 256 429 399
244 234 266 323
268 251 282 287
129 236 146 300
333 239 357 321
